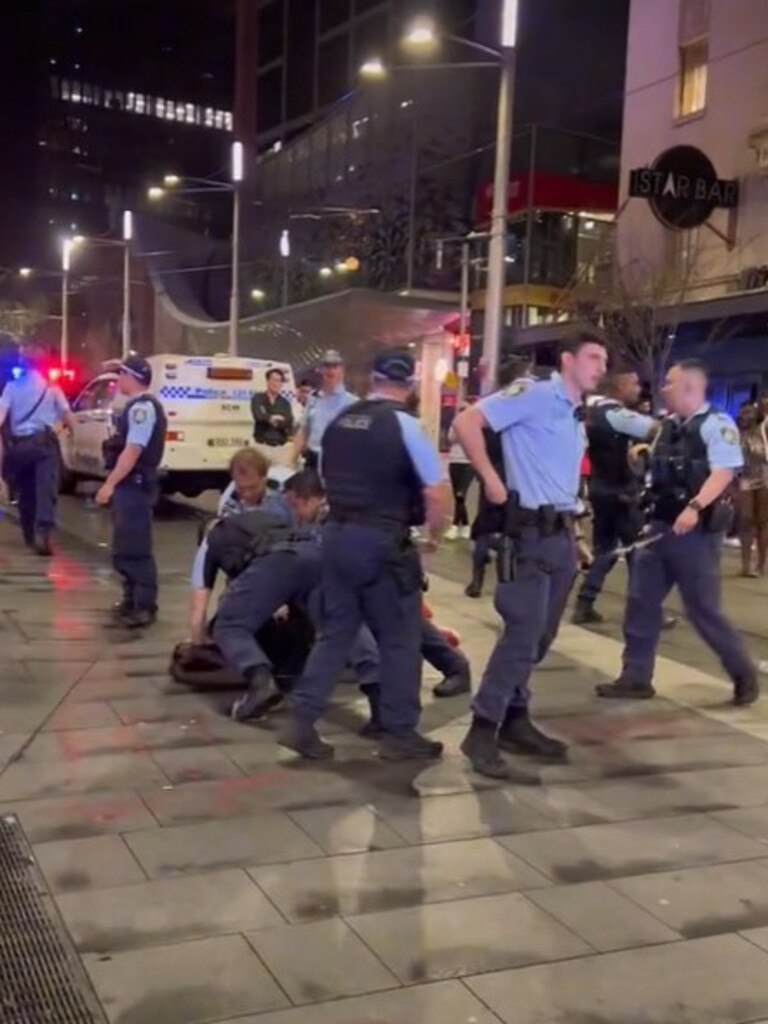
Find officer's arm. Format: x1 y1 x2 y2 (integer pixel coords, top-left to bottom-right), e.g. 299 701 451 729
453 406 505 499
605 408 659 443
395 413 446 542
189 539 215 643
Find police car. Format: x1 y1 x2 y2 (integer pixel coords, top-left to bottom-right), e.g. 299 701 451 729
58 353 298 497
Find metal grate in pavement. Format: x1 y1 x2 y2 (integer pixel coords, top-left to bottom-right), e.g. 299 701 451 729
0 815 106 1024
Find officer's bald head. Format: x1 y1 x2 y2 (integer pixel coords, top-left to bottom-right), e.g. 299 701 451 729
663 360 708 416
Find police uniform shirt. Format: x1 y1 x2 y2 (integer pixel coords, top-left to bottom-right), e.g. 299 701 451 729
479 372 585 511
602 402 657 441
304 385 357 454
124 397 158 448
0 369 70 436
663 404 744 472
367 393 444 487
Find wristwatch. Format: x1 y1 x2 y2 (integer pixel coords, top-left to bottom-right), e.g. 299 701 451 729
687 499 703 513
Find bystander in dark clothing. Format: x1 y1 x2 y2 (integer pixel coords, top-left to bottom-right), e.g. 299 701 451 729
251 369 294 447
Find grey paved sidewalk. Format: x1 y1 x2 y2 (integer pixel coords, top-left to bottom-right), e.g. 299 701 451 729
4 516 768 1023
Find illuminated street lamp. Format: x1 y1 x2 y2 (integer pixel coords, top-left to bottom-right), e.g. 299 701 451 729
60 238 75 367
121 210 133 358
163 174 181 187
18 267 32 279
402 17 438 50
359 56 387 80
251 288 266 302
319 266 333 279
147 186 165 201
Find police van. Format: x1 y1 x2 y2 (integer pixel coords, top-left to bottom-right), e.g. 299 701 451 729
58 353 298 497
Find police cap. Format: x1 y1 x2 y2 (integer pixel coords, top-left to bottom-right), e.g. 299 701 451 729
371 349 416 384
120 355 152 386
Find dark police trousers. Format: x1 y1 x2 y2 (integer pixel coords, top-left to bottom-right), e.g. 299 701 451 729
578 491 641 603
112 477 159 613
214 546 381 692
621 523 753 686
421 618 468 678
289 522 423 735
9 434 58 542
473 527 577 724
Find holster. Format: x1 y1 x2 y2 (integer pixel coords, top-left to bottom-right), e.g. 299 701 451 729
497 492 522 584
386 538 422 596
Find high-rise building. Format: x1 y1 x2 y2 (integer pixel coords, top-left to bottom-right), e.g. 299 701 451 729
0 0 236 268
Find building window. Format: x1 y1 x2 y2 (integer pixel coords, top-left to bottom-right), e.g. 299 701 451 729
677 38 708 118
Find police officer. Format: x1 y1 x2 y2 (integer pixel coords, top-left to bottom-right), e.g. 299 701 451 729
572 369 657 624
453 334 608 779
95 356 167 628
280 348 445 762
0 342 75 554
597 359 759 705
292 350 356 471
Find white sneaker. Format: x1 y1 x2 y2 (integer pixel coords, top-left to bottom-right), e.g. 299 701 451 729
445 525 459 541
459 525 471 540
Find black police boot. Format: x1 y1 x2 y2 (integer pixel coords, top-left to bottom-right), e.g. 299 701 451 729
497 707 568 761
121 607 157 630
433 664 471 698
34 531 53 557
278 718 335 760
230 666 281 722
595 677 656 700
464 565 485 599
359 686 385 738
379 730 443 762
460 716 510 780
572 597 603 625
734 671 760 707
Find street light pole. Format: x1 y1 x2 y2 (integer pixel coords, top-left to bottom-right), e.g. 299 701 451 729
405 105 419 292
229 141 245 357
279 229 290 307
61 239 72 368
122 210 133 358
481 43 515 393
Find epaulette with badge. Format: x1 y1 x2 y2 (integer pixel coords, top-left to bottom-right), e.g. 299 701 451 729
503 379 533 398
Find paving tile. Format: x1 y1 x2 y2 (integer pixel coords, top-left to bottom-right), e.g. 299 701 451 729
124 814 324 877
527 880 680 952
541 708 733 745
612 858 768 939
287 805 405 854
85 935 287 1024
466 934 768 1024
57 868 283 954
498 813 767 883
373 790 556 844
4 791 157 843
150 746 243 784
249 837 550 922
109 692 231 725
22 719 246 761
519 765 768 827
33 834 146 893
711 806 768 845
227 979 502 1024
245 918 398 1004
347 891 589 984
43 700 122 731
0 751 168 802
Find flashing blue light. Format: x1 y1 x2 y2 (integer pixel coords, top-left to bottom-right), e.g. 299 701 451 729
11 366 24 380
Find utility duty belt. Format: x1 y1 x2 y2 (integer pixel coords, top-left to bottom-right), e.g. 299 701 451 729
497 492 574 584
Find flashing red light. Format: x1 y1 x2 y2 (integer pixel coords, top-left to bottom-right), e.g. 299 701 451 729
47 366 75 383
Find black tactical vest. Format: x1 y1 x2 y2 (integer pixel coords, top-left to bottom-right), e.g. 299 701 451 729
649 412 713 522
586 398 635 494
206 509 316 580
103 394 167 475
322 398 426 530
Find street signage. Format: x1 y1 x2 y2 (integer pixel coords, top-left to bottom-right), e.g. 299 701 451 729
628 145 738 230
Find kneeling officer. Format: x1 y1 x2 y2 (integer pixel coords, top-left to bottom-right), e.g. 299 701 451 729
96 356 166 628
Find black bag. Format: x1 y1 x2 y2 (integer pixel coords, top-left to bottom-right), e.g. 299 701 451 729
169 607 315 689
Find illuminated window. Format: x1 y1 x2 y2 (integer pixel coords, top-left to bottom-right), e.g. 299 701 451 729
71 84 82 103
204 107 214 127
224 112 233 131
185 103 195 123
214 111 224 129
61 79 71 100
677 38 708 117
126 92 135 111
135 94 146 114
166 103 176 121
156 98 165 117
176 102 185 120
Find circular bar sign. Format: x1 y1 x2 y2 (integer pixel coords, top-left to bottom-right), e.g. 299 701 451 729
629 146 739 229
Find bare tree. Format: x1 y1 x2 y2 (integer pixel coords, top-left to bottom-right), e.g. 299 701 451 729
0 296 49 342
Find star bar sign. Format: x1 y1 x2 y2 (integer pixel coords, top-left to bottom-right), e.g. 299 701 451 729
629 145 739 230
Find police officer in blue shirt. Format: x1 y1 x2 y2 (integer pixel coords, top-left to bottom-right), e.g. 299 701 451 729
453 334 608 779
573 369 658 624
0 342 75 554
280 348 446 762
292 350 356 470
598 359 759 705
96 356 167 628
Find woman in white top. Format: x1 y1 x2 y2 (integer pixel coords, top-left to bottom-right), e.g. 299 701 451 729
446 402 474 540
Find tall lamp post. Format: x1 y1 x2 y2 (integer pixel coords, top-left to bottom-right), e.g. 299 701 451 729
279 228 290 307
121 210 133 358
229 141 244 357
61 238 73 368
148 139 245 356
